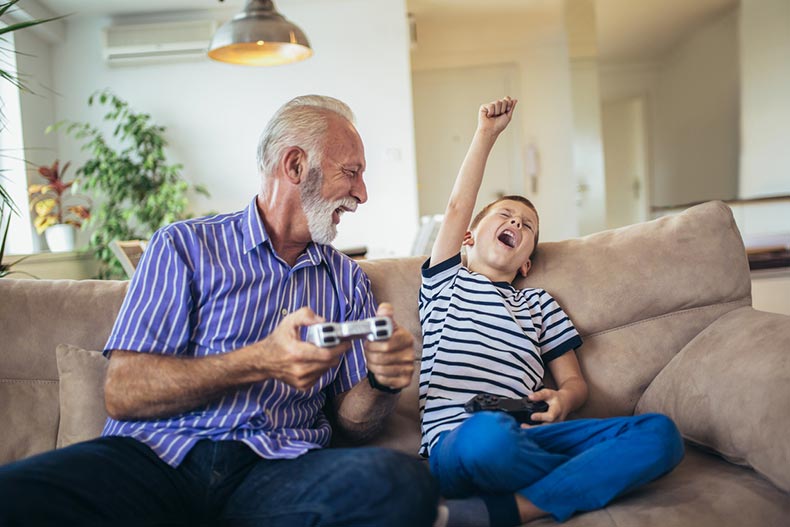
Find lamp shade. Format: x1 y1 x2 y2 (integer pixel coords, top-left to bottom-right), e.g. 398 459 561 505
208 0 312 66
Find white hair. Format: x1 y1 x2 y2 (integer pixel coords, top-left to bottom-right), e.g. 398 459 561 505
257 95 356 179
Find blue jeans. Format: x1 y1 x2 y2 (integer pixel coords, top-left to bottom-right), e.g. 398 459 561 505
429 412 684 522
0 436 438 526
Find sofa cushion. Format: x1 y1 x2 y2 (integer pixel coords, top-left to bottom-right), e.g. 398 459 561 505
0 279 127 381
529 446 790 527
571 300 749 418
359 256 425 355
0 279 126 461
515 201 752 418
55 344 109 448
516 201 751 337
636 307 790 493
0 380 59 464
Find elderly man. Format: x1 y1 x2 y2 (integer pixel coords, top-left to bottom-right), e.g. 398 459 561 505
0 95 439 526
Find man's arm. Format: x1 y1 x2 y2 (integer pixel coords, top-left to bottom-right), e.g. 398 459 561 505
330 303 416 443
104 307 350 420
430 97 518 266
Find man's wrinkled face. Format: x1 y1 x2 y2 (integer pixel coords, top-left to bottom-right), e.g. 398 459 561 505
300 116 367 245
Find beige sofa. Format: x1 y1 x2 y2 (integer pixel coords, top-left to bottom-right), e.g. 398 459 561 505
1 201 789 526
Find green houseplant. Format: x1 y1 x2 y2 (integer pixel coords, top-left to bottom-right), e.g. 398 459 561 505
53 89 209 278
0 0 62 277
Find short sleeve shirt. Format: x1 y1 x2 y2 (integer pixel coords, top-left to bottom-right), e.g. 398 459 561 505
101 197 376 467
418 253 582 456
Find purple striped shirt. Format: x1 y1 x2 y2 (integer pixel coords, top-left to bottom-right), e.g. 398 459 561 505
102 197 375 467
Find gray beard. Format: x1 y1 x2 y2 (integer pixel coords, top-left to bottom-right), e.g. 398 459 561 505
300 166 356 245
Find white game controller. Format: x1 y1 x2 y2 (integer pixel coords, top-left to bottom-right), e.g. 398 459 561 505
305 317 393 347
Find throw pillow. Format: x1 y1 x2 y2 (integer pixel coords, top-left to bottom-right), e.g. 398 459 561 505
55 344 110 448
636 307 790 493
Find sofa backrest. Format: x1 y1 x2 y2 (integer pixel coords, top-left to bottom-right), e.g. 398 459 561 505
518 200 751 417
0 279 128 463
0 200 752 463
359 201 752 452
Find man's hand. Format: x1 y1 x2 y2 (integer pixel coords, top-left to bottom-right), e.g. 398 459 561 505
477 96 517 137
253 307 350 391
364 303 416 391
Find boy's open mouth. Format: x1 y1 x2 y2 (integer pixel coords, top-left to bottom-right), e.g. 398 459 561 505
498 229 516 248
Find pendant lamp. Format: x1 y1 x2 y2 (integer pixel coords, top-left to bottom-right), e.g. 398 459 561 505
208 0 312 66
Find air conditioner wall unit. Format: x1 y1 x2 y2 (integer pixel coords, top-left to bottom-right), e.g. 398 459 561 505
102 20 217 66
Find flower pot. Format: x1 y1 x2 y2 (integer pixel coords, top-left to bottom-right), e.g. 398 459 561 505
45 224 76 252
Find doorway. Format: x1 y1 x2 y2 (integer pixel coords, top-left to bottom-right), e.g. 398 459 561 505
602 96 650 228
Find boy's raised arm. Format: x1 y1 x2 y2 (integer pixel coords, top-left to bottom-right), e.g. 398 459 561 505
430 97 518 267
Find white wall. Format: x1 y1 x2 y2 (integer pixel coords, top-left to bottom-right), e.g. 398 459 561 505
739 0 790 198
569 59 607 235
47 0 418 258
652 8 739 207
734 0 790 241
410 10 579 242
600 4 789 244
600 8 739 209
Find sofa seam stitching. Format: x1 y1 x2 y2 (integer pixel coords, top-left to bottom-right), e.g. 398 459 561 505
582 297 750 339
0 379 58 384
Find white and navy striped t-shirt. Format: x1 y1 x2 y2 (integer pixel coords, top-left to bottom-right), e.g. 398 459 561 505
102 197 374 467
418 253 582 457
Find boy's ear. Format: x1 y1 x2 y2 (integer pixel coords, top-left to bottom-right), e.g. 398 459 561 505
518 259 532 278
462 231 474 247
282 147 307 184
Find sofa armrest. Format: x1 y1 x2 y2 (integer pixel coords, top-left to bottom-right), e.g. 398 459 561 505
636 306 790 492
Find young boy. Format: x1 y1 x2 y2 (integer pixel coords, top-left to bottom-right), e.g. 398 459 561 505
419 97 684 527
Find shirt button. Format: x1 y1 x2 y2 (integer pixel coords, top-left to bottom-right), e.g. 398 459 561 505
281 308 288 317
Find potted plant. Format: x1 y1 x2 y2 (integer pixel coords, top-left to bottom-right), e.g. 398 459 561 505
52 90 209 278
28 160 90 252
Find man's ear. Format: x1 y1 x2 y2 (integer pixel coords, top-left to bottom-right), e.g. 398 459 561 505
282 147 307 184
518 259 532 278
462 231 475 247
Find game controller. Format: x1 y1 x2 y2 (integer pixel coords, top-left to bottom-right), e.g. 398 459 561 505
305 317 393 347
463 393 549 425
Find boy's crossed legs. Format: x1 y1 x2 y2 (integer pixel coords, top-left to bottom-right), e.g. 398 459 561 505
430 411 684 526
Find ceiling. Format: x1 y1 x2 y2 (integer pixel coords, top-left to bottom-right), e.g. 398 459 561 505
38 0 242 16
595 0 736 62
37 0 738 62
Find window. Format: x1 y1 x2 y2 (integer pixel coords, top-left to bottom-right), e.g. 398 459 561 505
0 29 35 255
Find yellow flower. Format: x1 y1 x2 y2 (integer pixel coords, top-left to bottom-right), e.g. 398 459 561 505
34 198 56 216
33 215 57 235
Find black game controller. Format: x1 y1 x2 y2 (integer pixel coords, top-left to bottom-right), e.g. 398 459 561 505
464 393 549 425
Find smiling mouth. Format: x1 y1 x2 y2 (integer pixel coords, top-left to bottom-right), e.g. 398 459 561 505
333 205 355 223
498 230 516 248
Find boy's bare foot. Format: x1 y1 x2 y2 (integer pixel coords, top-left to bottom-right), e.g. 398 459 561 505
515 494 549 523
